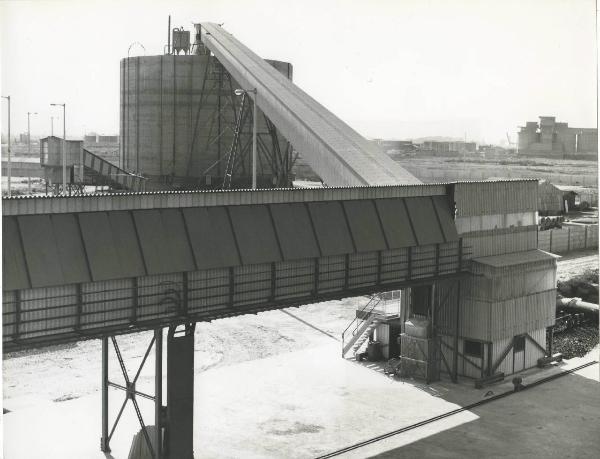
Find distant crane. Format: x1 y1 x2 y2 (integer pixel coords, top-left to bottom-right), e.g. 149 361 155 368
506 132 518 153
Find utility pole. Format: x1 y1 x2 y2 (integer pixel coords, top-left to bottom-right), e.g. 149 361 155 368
27 111 38 155
51 116 54 136
252 88 257 189
2 95 11 196
233 88 258 189
51 103 67 194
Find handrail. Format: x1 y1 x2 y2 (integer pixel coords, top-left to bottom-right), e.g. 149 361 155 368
341 295 382 356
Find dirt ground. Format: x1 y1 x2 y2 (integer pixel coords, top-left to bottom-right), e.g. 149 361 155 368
555 249 598 282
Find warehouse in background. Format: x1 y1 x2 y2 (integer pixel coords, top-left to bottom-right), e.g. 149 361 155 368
518 116 597 159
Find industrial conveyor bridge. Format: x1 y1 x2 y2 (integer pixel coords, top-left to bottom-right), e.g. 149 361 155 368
3 185 465 352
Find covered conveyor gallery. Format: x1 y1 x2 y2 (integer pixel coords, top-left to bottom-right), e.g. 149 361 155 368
3 191 465 351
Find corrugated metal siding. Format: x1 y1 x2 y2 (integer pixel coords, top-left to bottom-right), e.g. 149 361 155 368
275 259 314 300
270 203 320 260
524 328 546 369
137 273 183 320
461 225 537 258
308 202 355 256
412 245 437 279
107 211 146 277
343 200 387 253
20 285 78 338
405 197 445 245
233 263 271 307
182 207 240 269
81 279 133 330
492 335 513 376
133 209 194 274
2 291 17 341
489 290 555 341
492 328 546 376
455 181 538 217
380 248 409 284
455 212 536 234
348 252 378 288
491 267 555 300
318 255 346 293
2 217 30 290
17 215 65 287
188 268 230 313
228 206 282 265
375 199 416 248
432 195 459 242
79 212 126 281
51 214 91 284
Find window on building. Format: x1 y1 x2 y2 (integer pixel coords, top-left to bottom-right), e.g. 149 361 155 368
514 335 526 352
464 340 483 358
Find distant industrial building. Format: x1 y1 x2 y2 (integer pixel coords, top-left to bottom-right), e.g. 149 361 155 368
518 116 597 159
421 140 476 155
372 139 418 153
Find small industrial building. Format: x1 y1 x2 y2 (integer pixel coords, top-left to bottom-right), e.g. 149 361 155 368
421 140 477 155
538 179 564 215
518 116 597 159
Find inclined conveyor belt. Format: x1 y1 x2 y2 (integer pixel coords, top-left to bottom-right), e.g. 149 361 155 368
199 23 421 187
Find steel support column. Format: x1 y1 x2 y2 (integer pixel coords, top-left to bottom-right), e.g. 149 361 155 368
100 331 163 458
155 328 163 458
452 281 461 383
101 336 110 452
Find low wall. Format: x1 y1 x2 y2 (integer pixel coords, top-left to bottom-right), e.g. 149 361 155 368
538 224 598 253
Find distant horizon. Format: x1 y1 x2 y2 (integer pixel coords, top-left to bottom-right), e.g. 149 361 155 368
1 0 597 147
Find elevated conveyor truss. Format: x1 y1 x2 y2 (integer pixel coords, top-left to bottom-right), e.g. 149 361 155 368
2 185 466 351
198 23 421 187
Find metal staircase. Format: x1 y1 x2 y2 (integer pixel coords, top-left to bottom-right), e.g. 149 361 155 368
341 296 382 357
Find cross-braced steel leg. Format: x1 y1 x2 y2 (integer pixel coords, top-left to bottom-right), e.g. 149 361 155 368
100 330 164 458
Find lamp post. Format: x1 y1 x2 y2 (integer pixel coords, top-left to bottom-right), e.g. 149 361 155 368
51 116 55 136
234 88 257 189
27 111 38 155
51 103 66 193
2 95 11 196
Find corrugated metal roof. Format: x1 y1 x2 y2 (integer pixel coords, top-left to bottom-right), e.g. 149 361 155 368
473 249 559 268
2 180 538 217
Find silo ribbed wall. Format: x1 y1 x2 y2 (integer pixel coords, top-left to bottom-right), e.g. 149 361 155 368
120 55 293 187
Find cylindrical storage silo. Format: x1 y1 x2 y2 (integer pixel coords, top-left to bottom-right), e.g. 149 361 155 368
120 55 293 189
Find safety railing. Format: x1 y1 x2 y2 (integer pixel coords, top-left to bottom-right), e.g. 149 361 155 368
341 295 381 357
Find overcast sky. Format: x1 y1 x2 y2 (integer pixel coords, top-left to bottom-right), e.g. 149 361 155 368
1 0 597 144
